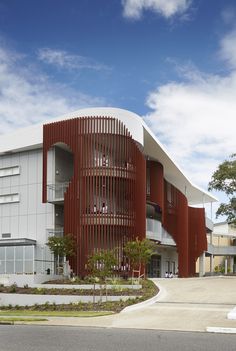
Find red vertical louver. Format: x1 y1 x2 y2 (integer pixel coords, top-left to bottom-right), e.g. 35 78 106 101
162 181 207 277
42 116 146 276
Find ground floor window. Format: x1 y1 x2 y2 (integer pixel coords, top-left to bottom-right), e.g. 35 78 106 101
0 245 54 274
147 255 161 278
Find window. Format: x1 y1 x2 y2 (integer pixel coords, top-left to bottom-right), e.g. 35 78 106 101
0 166 20 177
2 233 11 238
0 193 20 204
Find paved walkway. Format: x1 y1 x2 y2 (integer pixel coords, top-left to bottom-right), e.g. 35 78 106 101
9 276 236 332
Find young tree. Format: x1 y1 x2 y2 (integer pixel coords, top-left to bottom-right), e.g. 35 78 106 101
88 250 117 282
124 237 156 280
208 154 236 225
87 250 117 301
47 234 75 274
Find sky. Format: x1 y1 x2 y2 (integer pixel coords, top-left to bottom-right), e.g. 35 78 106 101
0 0 235 220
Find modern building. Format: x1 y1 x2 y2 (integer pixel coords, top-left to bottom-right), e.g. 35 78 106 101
197 221 236 275
0 107 217 282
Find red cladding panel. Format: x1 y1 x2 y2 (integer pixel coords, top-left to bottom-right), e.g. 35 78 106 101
163 181 207 277
149 161 164 212
42 117 146 276
188 207 207 276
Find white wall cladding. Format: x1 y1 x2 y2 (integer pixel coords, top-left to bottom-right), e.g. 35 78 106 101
0 148 54 245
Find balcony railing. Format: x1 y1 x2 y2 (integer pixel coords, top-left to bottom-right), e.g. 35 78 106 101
47 182 70 203
207 243 236 255
146 218 176 246
82 166 135 180
82 214 134 226
47 228 64 238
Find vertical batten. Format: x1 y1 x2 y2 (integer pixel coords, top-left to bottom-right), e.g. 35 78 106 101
42 116 146 276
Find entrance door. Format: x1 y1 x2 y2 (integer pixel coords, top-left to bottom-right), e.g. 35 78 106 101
147 255 161 277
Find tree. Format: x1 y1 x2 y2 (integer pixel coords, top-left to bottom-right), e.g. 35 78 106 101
208 154 236 225
47 234 75 274
87 250 117 282
87 250 118 301
124 238 156 279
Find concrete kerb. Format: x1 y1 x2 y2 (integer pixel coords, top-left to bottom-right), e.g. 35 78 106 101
207 327 236 334
227 307 236 320
120 279 165 313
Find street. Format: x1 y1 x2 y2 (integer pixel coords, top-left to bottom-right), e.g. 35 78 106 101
1 325 236 351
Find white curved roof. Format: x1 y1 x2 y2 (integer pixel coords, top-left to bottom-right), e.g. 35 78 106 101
0 107 217 205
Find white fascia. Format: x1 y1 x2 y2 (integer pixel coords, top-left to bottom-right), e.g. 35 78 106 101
0 107 217 205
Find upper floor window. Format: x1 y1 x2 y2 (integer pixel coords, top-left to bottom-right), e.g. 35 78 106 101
0 193 20 204
0 166 20 178
2 233 11 238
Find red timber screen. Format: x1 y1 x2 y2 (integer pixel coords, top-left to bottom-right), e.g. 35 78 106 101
148 161 207 277
163 181 207 277
42 116 146 276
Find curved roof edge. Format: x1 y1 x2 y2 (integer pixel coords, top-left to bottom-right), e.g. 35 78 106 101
0 107 217 205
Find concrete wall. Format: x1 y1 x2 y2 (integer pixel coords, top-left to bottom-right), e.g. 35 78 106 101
0 293 135 306
0 274 62 287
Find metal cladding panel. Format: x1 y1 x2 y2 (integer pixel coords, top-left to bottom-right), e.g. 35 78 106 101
42 116 146 276
188 206 207 276
149 161 164 213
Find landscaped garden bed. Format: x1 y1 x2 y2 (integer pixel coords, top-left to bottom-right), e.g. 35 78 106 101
0 279 158 313
0 284 142 296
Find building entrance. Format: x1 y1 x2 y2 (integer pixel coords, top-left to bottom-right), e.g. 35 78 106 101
147 255 161 277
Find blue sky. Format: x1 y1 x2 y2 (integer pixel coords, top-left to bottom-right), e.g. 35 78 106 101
0 0 235 218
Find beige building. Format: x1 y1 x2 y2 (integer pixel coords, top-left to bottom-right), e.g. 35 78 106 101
197 221 236 275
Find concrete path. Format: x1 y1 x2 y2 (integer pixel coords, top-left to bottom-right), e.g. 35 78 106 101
9 276 236 332
110 277 236 332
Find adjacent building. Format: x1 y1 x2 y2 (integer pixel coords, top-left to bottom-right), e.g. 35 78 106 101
199 221 236 275
0 107 217 282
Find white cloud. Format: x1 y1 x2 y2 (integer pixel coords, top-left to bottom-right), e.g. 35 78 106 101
144 29 236 193
0 45 106 134
219 30 236 69
122 0 192 19
37 48 110 71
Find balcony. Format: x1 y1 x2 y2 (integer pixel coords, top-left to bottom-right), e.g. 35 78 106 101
82 166 135 180
207 243 236 256
82 214 134 226
46 228 64 238
146 218 176 246
47 182 70 203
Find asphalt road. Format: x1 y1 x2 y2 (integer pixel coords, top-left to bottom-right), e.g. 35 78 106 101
1 325 236 351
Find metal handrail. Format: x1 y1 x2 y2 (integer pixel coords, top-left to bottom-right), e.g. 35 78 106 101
47 182 70 202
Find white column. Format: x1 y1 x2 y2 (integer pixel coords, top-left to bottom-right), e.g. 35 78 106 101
32 245 35 274
4 247 6 274
210 254 214 274
199 252 205 277
230 257 234 273
225 258 228 275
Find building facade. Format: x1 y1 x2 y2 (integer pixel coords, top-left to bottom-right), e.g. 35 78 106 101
196 221 236 275
0 108 216 281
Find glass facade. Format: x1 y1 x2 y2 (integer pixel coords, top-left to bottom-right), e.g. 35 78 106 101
0 245 54 274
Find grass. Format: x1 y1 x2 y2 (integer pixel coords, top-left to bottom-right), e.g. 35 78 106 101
0 310 114 317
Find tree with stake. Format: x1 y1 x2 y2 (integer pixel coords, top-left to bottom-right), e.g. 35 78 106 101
87 250 117 301
47 234 75 274
208 154 236 225
124 237 156 281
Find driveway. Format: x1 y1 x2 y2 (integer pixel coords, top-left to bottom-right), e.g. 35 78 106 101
28 276 236 332
111 276 236 332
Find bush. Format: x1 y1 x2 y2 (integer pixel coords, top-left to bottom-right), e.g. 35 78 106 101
9 283 18 293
